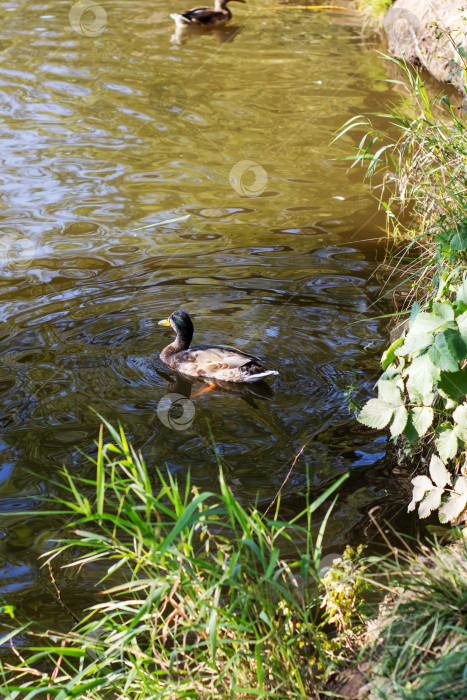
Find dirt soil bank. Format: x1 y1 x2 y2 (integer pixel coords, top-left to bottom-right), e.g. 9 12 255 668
383 0 467 94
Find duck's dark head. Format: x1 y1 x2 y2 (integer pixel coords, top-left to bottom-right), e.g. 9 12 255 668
158 309 194 349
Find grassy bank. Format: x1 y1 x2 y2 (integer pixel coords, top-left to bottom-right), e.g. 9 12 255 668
334 536 467 699
1 422 467 698
0 421 364 699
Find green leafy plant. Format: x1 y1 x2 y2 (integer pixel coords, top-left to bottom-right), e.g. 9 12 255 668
321 544 368 649
344 373 362 417
336 44 467 525
408 454 467 523
359 281 467 523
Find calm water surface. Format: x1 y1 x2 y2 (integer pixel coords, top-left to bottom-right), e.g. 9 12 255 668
0 0 412 631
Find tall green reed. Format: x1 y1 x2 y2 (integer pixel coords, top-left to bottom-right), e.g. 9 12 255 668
1 420 349 699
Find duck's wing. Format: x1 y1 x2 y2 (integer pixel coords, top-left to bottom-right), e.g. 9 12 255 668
175 344 264 375
173 7 224 24
207 344 263 363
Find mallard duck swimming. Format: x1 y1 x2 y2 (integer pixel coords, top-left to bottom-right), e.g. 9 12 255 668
170 0 245 28
158 310 278 383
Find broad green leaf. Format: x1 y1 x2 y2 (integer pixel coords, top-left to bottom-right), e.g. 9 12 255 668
408 301 420 327
378 379 403 405
410 406 433 438
401 313 441 355
380 361 403 381
360 382 406 433
410 312 444 332
429 454 451 488
450 227 467 251
428 346 455 373
439 490 467 523
358 399 394 429
456 311 467 343
389 405 408 437
438 369 467 400
432 302 455 322
408 475 434 512
406 354 440 401
436 328 467 363
381 337 404 370
430 333 461 373
395 377 405 394
435 428 458 462
403 412 420 443
422 392 435 406
453 404 467 441
418 487 444 519
456 280 467 303
0 604 14 619
455 475 467 495
401 332 433 357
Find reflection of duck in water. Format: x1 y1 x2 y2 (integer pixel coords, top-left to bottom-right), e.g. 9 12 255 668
157 368 275 408
158 310 278 386
171 23 242 44
170 0 245 28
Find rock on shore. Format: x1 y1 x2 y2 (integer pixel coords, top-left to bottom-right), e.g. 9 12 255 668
384 0 467 94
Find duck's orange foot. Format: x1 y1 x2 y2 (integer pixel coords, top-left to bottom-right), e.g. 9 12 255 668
191 382 216 398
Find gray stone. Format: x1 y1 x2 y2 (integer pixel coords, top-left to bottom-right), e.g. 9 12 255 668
383 0 467 93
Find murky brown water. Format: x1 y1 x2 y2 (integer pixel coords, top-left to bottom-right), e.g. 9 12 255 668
0 0 414 635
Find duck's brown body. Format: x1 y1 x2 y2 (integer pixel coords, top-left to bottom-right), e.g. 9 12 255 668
170 0 244 28
159 311 278 383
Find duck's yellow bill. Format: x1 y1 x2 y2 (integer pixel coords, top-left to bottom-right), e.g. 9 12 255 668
158 318 171 326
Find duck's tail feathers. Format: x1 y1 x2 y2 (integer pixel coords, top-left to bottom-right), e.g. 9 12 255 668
171 12 191 26
244 370 279 383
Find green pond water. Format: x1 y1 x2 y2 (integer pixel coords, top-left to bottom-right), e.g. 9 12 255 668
0 0 414 635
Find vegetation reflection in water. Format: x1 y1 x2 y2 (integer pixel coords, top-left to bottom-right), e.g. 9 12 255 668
0 0 410 635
